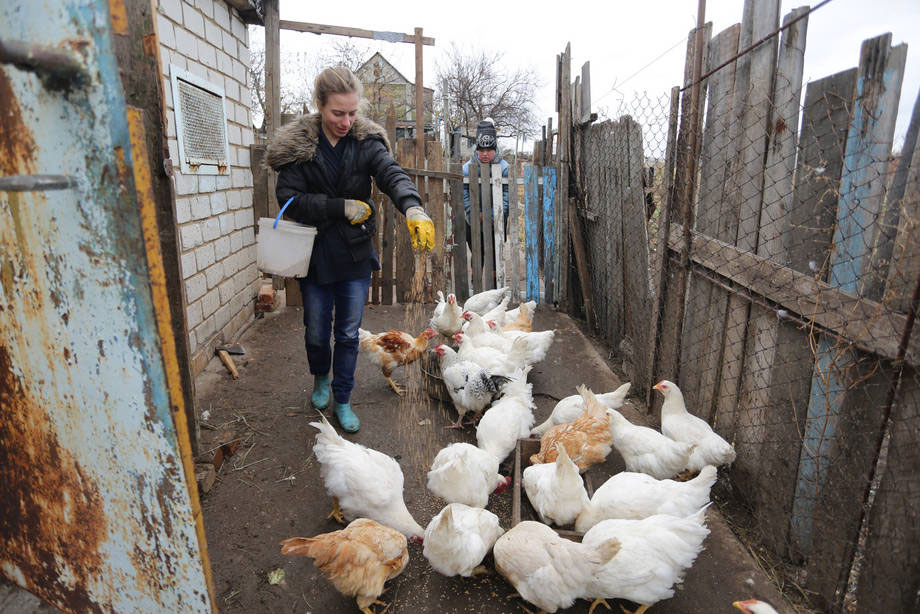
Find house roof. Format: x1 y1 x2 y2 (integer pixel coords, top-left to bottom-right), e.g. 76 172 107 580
355 52 434 94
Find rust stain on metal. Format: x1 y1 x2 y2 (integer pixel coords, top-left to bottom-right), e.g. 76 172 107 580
0 69 37 175
0 346 108 614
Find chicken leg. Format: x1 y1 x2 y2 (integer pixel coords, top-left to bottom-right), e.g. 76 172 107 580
386 376 405 396
588 598 611 614
326 497 345 525
620 604 649 614
359 599 389 614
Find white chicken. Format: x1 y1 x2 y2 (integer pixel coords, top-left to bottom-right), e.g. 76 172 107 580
607 408 695 479
523 442 590 526
462 286 509 315
476 366 535 464
734 599 780 614
310 415 425 542
575 465 717 533
429 291 464 339
581 506 711 614
461 313 555 366
423 503 505 578
493 520 621 613
499 326 555 365
426 442 511 508
454 330 528 376
531 382 632 436
654 380 736 471
479 295 511 326
435 344 509 428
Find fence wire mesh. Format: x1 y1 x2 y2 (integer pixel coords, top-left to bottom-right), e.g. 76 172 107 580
569 17 919 614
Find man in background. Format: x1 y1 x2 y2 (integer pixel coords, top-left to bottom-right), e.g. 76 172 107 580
463 118 509 285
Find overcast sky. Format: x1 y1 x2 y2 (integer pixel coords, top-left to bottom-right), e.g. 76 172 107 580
257 0 920 151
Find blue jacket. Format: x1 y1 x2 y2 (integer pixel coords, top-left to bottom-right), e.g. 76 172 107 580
463 153 509 221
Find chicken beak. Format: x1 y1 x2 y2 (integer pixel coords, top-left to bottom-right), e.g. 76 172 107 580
732 601 752 614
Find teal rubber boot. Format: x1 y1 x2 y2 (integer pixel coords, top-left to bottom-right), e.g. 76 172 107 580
311 374 331 410
333 402 360 433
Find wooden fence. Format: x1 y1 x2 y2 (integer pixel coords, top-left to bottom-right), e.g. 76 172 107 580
645 2 920 611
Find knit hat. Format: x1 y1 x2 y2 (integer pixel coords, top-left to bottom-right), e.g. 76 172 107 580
475 118 497 150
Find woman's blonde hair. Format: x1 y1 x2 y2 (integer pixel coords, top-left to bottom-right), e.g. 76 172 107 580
313 66 363 110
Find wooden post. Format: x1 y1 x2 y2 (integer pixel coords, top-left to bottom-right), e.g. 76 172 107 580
509 161 520 302
491 162 505 288
469 164 483 294
450 170 469 304
481 162 495 289
415 27 424 171
543 167 557 303
557 45 572 310
263 0 280 216
427 140 445 296
395 139 417 303
382 107 397 304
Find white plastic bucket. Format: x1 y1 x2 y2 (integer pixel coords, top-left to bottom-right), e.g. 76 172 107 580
256 217 317 278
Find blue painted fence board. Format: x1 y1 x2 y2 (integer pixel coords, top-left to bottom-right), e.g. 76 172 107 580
524 166 540 302
792 35 908 553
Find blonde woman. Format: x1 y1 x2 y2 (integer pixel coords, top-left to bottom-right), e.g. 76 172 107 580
266 66 434 432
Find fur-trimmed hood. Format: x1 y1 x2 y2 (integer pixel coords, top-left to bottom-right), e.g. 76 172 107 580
264 113 391 170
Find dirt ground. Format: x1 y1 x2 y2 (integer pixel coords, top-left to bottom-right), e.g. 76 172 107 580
195 300 797 614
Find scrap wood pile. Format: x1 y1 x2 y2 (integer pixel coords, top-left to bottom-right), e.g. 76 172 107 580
280 287 769 614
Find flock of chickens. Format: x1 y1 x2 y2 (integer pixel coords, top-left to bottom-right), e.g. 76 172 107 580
280 288 778 614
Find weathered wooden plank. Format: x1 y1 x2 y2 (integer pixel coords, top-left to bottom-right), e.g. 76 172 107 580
712 0 778 440
278 19 435 45
395 138 416 303
557 44 572 310
884 101 920 313
543 167 557 303
801 37 909 606
524 166 540 302
622 117 652 390
648 86 681 408
449 174 469 304
581 123 606 340
668 227 920 366
680 23 737 416
509 161 521 302
857 366 920 613
491 162 506 288
657 20 711 409
426 141 445 297
731 7 809 556
875 90 920 307
481 162 495 289
607 121 625 345
381 109 398 304
469 163 483 294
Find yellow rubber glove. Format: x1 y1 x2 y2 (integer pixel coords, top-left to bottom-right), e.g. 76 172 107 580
406 206 435 251
344 199 372 224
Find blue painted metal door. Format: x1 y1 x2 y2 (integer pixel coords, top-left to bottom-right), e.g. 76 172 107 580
0 1 215 612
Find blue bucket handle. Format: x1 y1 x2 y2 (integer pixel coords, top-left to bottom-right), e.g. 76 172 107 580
274 196 295 229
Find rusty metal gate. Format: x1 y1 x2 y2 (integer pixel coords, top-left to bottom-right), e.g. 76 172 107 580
0 1 214 612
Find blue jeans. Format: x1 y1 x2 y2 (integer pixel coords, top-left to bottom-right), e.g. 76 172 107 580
299 275 370 404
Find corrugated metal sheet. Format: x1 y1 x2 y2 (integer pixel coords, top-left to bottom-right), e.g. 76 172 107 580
0 1 214 612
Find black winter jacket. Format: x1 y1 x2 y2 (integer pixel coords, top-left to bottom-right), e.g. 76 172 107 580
265 113 422 284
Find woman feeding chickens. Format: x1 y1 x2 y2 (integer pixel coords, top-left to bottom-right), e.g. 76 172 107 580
265 66 435 433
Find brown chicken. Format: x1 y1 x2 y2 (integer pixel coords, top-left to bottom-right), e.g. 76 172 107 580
530 384 613 473
502 301 533 333
358 327 437 394
280 518 409 614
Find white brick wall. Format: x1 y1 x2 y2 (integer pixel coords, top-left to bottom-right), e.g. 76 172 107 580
158 0 256 364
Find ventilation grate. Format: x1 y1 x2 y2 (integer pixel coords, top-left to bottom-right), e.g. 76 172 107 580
176 78 228 165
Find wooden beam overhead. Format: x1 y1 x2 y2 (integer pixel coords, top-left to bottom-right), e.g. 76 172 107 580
279 20 435 45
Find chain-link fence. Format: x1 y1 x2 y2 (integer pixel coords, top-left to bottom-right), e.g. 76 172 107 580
564 6 919 614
